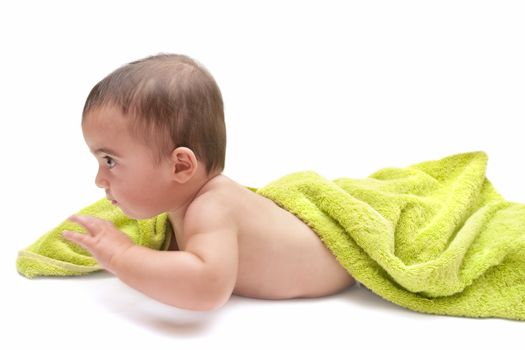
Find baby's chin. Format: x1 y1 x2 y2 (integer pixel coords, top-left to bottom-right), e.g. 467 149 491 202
117 205 160 220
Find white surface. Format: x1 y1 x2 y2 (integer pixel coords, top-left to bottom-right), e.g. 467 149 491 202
1 1 524 348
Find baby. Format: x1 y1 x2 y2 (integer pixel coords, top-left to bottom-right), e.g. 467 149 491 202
62 54 355 311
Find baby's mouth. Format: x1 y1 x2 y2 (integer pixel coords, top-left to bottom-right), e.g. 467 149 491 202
106 192 118 205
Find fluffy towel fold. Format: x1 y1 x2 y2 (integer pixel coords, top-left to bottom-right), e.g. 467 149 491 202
16 198 172 277
257 151 525 320
17 151 525 320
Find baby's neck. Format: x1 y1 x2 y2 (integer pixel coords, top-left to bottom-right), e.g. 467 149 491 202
167 169 222 234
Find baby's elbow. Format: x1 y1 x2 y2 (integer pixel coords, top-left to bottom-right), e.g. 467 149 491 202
186 287 231 311
183 276 234 311
196 291 231 311
193 267 236 311
179 262 236 311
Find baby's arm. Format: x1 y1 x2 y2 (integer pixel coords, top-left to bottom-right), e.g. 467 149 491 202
63 202 238 311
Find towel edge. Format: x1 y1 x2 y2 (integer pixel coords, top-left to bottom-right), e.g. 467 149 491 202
17 250 102 277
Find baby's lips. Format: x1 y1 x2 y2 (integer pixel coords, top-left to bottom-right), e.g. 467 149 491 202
105 196 118 205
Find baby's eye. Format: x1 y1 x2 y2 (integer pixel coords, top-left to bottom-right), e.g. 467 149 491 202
103 156 116 169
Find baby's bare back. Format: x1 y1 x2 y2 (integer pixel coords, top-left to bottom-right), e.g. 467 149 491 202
215 176 355 299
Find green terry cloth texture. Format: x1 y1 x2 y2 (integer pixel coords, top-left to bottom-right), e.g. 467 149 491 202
17 151 525 320
256 151 525 320
16 199 172 277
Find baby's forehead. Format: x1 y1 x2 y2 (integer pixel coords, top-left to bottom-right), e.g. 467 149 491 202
83 104 130 128
83 107 163 156
82 108 135 145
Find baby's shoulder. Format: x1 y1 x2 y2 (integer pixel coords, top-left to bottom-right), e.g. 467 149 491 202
184 183 237 229
193 174 244 207
191 177 233 208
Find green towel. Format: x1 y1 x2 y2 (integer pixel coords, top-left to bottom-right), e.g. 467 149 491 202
257 151 525 320
16 198 172 277
17 151 525 320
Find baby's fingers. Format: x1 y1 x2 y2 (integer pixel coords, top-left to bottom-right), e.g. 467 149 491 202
62 230 93 251
68 215 103 234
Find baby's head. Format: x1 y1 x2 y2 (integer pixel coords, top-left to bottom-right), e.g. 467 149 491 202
83 53 226 176
81 54 226 219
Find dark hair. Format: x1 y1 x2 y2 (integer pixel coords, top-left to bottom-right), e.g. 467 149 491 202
82 53 226 175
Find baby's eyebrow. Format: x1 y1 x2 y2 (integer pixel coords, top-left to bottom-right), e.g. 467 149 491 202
93 147 122 157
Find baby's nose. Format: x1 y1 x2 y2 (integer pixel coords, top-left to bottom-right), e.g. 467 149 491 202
95 170 109 189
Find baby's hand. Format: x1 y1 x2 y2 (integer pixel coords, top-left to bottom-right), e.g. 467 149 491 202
62 215 134 274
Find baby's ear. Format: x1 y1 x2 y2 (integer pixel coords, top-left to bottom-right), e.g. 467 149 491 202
171 147 198 183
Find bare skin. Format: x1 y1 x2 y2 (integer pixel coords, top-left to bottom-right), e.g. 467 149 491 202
168 174 355 300
63 105 354 311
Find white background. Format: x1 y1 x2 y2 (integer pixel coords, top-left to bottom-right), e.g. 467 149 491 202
1 0 524 349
